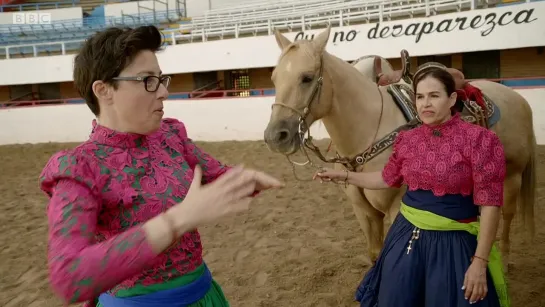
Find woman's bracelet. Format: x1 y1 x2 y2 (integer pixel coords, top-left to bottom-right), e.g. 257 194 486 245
343 170 349 187
471 255 489 263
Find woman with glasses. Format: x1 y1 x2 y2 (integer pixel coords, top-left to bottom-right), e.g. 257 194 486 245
39 25 283 307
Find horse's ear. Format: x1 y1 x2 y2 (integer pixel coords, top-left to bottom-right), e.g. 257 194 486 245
312 25 331 54
274 29 292 50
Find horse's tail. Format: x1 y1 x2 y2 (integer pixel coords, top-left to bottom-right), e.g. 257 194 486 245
519 127 536 239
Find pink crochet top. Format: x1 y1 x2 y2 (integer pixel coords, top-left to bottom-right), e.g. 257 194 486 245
40 118 231 305
382 113 506 206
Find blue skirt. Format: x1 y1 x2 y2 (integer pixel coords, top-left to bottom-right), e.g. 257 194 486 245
355 190 501 307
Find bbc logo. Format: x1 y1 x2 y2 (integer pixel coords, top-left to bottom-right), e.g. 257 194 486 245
12 12 52 25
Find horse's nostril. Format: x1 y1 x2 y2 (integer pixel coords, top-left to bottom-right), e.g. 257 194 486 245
276 130 290 143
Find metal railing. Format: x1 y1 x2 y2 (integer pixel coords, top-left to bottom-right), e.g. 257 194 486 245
169 0 538 42
2 76 544 108
187 0 371 29
174 0 473 42
206 0 304 14
0 9 184 35
201 0 341 20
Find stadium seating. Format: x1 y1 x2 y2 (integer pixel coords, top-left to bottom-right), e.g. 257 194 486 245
0 0 524 59
0 0 118 14
0 15 185 58
0 0 187 58
174 0 475 42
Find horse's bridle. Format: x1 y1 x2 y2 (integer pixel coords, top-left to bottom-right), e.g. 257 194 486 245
271 56 385 182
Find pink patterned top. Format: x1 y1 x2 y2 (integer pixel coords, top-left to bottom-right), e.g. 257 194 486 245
39 118 231 305
382 113 506 206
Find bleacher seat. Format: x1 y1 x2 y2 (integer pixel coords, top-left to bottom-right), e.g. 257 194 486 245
173 0 474 42
0 0 186 58
0 0 130 14
0 0 525 59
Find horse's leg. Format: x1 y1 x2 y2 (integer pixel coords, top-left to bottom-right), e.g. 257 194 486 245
500 172 521 273
343 184 385 262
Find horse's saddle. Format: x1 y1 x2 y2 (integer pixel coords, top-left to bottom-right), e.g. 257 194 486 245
375 50 467 90
375 49 413 86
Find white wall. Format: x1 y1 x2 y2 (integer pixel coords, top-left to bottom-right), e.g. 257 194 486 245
185 0 211 18
177 0 257 17
1 2 544 86
0 88 544 146
104 0 180 17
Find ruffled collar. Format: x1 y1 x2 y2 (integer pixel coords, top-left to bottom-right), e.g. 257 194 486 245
89 119 148 149
420 112 461 136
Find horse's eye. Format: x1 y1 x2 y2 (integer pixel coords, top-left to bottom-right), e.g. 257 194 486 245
302 76 313 84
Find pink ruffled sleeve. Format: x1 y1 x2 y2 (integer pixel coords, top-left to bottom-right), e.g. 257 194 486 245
382 131 406 188
165 118 230 183
165 118 262 197
470 130 506 206
39 151 157 304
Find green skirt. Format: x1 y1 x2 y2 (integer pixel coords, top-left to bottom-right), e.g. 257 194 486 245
96 264 229 307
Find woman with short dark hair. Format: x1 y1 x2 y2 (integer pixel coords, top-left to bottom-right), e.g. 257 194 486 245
40 25 283 307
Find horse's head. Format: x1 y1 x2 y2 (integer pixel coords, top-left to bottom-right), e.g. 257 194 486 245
264 26 334 155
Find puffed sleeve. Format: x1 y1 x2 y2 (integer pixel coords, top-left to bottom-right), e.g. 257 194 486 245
39 150 157 304
470 129 506 206
382 131 406 188
164 118 231 184
164 118 261 196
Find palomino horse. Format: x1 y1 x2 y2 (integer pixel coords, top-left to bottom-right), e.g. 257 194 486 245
263 26 536 269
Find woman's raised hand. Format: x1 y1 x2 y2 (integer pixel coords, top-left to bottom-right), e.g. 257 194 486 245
168 165 283 232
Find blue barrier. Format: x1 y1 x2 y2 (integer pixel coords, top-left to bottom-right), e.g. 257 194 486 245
168 93 191 99
88 4 105 25
66 98 85 104
500 78 545 87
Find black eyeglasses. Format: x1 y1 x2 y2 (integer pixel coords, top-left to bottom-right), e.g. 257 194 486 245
112 75 171 92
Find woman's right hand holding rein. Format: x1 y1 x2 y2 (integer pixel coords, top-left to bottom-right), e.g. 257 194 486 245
313 167 389 190
144 165 284 253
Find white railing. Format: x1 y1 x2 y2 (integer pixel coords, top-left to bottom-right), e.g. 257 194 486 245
202 0 340 19
172 0 472 42
1 40 81 59
187 0 374 29
206 0 321 15
0 0 534 59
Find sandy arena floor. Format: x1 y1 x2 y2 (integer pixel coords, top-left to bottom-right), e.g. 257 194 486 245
0 140 544 307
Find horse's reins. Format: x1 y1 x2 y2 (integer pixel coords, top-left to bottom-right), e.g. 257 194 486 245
271 55 385 182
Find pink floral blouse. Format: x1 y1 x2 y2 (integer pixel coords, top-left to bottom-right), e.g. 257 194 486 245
382 113 506 206
39 118 231 305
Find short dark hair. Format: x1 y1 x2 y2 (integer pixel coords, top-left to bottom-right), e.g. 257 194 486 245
413 67 456 96
73 25 164 115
